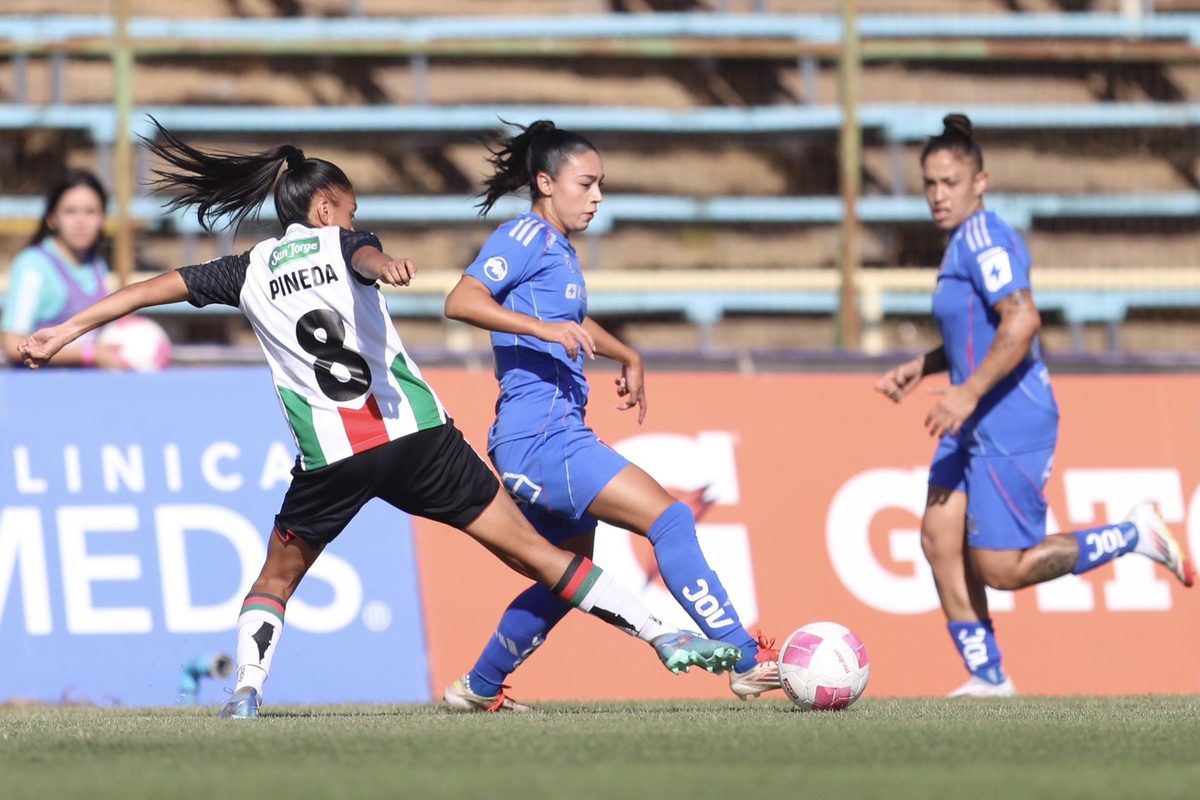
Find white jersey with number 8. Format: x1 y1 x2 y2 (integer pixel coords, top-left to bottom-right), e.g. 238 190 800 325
180 223 446 470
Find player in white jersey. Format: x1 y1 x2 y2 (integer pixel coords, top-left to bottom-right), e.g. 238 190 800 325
17 120 742 717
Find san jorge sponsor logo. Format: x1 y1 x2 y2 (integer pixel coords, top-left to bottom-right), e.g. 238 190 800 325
269 237 321 271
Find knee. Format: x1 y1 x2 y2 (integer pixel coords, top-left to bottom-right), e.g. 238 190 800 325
647 500 695 546
920 524 958 566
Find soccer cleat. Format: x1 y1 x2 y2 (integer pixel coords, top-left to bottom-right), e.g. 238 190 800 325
217 687 261 719
1125 502 1196 587
443 675 533 713
652 631 742 675
948 675 1017 698
729 633 782 700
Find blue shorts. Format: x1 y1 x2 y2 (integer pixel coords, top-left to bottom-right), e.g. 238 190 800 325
490 425 629 545
928 436 1055 551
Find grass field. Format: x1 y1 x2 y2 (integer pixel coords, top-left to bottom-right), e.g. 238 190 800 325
1 697 1197 800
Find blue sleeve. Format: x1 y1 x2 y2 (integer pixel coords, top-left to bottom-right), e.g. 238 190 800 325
463 224 541 302
2 247 57 334
966 222 1032 308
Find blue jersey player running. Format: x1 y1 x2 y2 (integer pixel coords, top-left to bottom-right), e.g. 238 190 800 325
876 114 1195 698
441 120 778 711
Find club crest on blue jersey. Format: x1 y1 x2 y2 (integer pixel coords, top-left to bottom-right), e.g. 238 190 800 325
978 246 1013 293
483 256 508 282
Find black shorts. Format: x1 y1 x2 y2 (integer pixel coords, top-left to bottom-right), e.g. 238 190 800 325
274 420 500 549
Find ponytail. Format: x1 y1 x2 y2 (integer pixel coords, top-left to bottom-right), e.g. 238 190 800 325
920 113 984 173
141 117 352 233
477 119 597 216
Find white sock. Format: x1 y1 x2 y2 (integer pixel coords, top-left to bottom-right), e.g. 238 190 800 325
233 593 286 696
551 555 675 643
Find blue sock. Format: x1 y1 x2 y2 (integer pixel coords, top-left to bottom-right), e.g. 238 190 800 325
948 620 1006 685
468 583 572 698
1071 521 1138 575
647 501 757 671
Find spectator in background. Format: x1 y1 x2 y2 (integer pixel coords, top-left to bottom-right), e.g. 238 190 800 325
2 169 126 368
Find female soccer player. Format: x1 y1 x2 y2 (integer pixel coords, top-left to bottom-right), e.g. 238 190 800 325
441 120 777 712
875 114 1194 697
17 120 741 718
2 169 128 369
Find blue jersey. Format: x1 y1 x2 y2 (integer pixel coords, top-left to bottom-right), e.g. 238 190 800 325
932 209 1059 453
464 212 589 448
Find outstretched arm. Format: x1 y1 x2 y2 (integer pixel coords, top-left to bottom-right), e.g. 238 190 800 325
583 316 646 423
444 275 596 360
18 271 191 369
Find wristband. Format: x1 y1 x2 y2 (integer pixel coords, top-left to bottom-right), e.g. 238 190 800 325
80 341 96 367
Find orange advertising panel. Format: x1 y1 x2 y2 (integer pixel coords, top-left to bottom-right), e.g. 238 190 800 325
412 370 1199 699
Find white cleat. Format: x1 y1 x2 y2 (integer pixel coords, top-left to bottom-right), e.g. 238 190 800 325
1125 502 1196 588
728 634 781 700
443 674 533 713
948 675 1017 698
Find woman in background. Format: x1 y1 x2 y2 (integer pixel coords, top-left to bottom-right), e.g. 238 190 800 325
2 169 126 368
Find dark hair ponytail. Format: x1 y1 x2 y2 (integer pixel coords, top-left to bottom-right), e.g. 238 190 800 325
29 168 108 252
477 119 597 216
920 113 984 173
141 117 353 233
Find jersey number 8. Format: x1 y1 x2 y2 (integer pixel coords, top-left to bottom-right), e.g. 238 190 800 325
296 309 371 402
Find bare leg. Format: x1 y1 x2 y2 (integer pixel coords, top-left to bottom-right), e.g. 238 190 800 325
586 463 673 534
249 529 324 602
462 488 574 584
922 486 988 621
971 534 1080 592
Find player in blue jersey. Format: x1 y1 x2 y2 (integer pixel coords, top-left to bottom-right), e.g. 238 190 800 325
441 120 778 712
876 114 1195 697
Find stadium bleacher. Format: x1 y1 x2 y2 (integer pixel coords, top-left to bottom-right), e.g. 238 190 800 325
1 7 1198 358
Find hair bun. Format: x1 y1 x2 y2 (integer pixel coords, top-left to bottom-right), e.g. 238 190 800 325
942 114 973 140
285 149 306 169
526 120 557 139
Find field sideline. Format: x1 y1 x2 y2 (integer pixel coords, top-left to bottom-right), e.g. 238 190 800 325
1 697 1197 800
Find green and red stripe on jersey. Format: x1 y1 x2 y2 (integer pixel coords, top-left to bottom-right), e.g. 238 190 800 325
240 592 285 624
551 554 602 607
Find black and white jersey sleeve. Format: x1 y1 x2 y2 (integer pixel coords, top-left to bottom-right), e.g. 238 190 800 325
178 252 252 308
340 229 383 286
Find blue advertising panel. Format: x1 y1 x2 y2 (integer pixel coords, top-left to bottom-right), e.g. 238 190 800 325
0 367 431 707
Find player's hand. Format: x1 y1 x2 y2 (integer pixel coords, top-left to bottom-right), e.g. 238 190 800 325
876 357 924 403
533 321 595 361
18 327 65 369
615 361 647 424
925 384 979 438
377 258 416 287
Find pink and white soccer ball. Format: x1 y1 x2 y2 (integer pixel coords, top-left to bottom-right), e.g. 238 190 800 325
98 316 172 372
779 621 870 711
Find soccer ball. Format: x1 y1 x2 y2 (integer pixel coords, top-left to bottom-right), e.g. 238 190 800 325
778 621 870 711
98 315 172 372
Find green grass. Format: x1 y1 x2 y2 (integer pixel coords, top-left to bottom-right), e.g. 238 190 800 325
2 697 1197 800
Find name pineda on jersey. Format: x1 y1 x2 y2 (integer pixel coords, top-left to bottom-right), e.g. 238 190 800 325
268 238 340 301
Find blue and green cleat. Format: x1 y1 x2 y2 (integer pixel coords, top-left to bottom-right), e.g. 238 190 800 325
652 631 742 675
